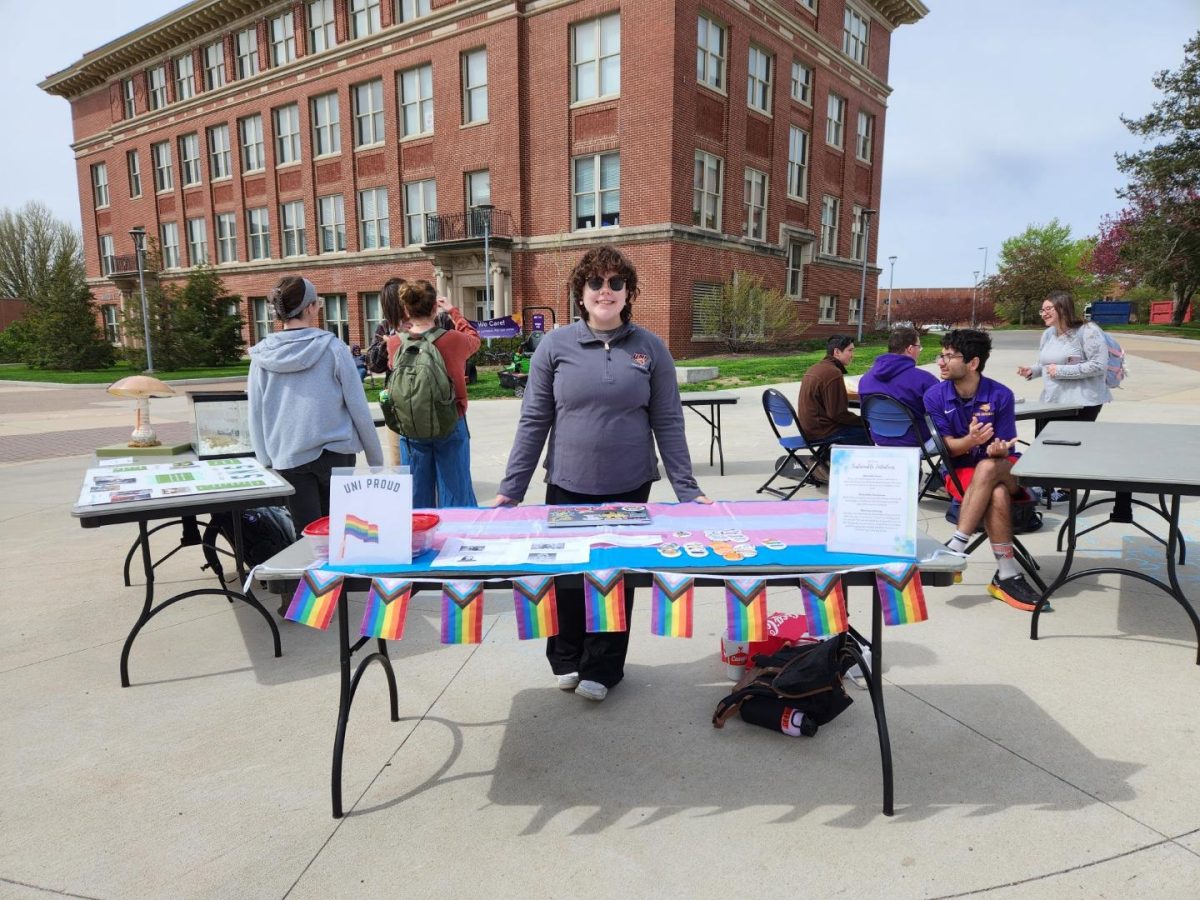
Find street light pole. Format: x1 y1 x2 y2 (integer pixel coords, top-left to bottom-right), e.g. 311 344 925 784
129 227 154 374
478 203 494 319
978 245 989 283
856 208 876 344
886 255 897 329
977 246 988 328
971 270 980 328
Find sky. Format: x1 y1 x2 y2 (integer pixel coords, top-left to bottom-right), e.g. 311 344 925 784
1 0 1196 288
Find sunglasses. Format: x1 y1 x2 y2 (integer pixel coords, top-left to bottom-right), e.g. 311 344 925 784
586 275 627 292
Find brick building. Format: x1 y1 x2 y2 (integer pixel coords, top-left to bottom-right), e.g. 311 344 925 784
40 0 926 357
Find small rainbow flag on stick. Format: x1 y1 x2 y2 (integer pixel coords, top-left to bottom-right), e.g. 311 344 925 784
725 578 768 642
512 576 559 640
344 514 380 543
360 577 413 640
799 573 848 637
876 563 928 626
285 569 345 631
650 573 695 638
441 581 485 644
583 569 627 632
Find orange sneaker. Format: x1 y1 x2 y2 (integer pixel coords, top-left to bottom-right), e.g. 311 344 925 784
988 573 1050 612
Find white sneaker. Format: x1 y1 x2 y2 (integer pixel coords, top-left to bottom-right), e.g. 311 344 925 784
575 680 608 701
845 646 872 690
556 672 580 690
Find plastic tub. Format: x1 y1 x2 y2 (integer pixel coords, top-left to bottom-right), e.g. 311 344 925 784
412 513 440 556
302 516 330 558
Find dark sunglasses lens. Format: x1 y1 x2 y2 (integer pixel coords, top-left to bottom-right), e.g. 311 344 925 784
608 277 625 291
587 276 626 292
587 276 604 291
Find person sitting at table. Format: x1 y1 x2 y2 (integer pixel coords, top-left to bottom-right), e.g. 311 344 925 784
858 326 938 446
797 335 871 446
491 244 711 703
924 329 1042 612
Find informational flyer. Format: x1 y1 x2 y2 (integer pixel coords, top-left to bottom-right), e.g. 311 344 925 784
76 458 283 507
432 536 592 568
327 468 413 566
825 446 919 557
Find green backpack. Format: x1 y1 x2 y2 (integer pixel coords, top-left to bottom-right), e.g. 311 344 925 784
378 327 459 439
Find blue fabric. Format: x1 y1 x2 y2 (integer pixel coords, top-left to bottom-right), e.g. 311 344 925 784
923 376 1018 466
859 354 938 446
403 416 477 508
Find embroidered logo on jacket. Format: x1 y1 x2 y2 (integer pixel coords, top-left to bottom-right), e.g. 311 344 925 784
630 352 649 368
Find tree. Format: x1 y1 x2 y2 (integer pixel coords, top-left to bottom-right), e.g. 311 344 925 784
124 263 244 370
890 294 997 331
712 272 795 351
985 220 1105 324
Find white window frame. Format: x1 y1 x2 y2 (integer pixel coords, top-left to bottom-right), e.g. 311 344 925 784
856 111 874 163
692 150 723 232
851 205 866 261
696 14 726 92
216 212 237 263
308 0 337 53
187 217 208 265
349 0 381 39
848 297 862 325
843 6 870 66
743 167 768 241
152 141 173 192
122 78 137 118
252 297 272 343
204 41 226 90
786 240 811 297
91 163 109 209
127 151 141 198
208 124 231 180
362 292 383 343
280 201 306 257
826 93 846 149
353 80 385 147
790 60 812 105
235 28 260 79
178 133 201 186
102 304 121 343
403 180 435 245
99 234 115 276
147 65 167 110
240 114 265 172
465 169 491 209
324 294 350 343
396 0 430 22
358 187 391 249
462 48 488 125
175 54 195 102
318 195 346 253
400 64 434 137
819 294 838 324
311 92 341 157
787 126 809 202
798 0 817 11
270 11 296 66
247 207 271 259
747 45 773 115
571 13 621 103
820 195 840 256
572 152 620 230
274 104 301 164
160 222 180 269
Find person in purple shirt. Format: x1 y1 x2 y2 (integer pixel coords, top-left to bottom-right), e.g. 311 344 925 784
858 326 938 446
923 329 1042 612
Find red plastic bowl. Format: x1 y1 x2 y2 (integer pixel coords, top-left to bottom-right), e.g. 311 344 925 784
412 513 440 555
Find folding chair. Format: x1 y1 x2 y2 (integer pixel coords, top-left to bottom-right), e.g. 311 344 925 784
860 393 949 503
756 388 839 499
923 414 1046 590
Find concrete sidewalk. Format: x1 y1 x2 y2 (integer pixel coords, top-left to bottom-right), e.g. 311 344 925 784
2 334 1200 898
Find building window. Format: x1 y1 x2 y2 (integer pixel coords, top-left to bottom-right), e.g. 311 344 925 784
843 6 870 66
281 201 306 257
465 169 491 208
572 152 619 230
856 111 874 163
787 126 809 201
403 180 435 244
204 41 226 90
819 294 838 324
399 64 433 137
790 60 812 105
462 49 488 124
152 141 173 192
349 0 381 39
747 45 772 115
318 195 346 252
102 304 121 343
91 163 109 209
216 212 237 263
247 207 271 259
308 0 337 53
353 80 384 147
696 14 726 91
851 205 867 261
274 104 301 164
310 93 340 157
122 78 137 118
848 297 862 325
358 187 390 249
820 196 840 256
743 168 768 241
98 234 115 276
235 28 260 79
240 114 265 172
160 222 180 269
786 240 811 297
396 0 430 22
147 65 167 110
571 13 620 103
127 151 141 198
691 282 722 338
826 93 846 148
187 218 208 265
362 292 383 343
270 11 296 66
323 294 350 342
692 150 723 232
178 133 201 186
251 297 272 343
207 125 231 180
175 54 195 101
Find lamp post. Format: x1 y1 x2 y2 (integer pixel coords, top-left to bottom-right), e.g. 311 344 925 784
971 270 980 328
886 255 897 329
977 246 988 327
129 227 154 374
478 203 494 319
978 245 989 283
855 208 876 344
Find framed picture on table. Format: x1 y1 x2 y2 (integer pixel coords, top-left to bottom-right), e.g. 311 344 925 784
190 391 254 460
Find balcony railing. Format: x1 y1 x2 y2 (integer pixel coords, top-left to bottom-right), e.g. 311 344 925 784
107 254 148 277
424 207 513 244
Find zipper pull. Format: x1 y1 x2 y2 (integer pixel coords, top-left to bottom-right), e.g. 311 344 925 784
604 341 610 351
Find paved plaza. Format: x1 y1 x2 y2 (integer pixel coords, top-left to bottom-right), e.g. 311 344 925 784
2 332 1199 898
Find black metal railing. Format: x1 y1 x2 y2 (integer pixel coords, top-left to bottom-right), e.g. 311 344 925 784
424 207 513 244
107 254 145 276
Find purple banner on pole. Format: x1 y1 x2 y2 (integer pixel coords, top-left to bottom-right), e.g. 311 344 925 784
470 315 522 338
532 314 545 332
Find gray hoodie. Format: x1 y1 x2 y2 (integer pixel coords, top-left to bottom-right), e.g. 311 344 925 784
248 327 383 471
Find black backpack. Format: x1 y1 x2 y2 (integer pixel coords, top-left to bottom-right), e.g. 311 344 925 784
365 336 391 375
202 506 296 581
713 634 858 737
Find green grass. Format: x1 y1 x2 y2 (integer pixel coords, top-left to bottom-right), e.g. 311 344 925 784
0 361 252 384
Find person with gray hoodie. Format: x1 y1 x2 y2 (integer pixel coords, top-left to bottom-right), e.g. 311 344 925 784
248 275 383 532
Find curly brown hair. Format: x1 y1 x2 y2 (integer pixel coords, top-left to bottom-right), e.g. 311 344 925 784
399 279 437 319
569 244 639 324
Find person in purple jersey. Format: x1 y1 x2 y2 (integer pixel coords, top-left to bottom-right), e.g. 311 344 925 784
858 326 937 446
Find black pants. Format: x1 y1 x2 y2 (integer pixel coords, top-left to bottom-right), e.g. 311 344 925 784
278 450 356 533
545 481 652 688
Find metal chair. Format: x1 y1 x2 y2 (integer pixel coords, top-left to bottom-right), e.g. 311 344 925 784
860 393 949 503
756 388 839 499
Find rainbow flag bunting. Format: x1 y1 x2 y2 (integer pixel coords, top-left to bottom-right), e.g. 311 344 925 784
876 563 928 626
725 578 768 642
285 568 344 631
650 573 695 638
441 581 485 644
360 577 413 640
799 573 849 637
583 569 627 632
512 576 559 640
344 514 380 544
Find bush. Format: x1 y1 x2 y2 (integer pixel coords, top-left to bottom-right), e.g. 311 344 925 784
0 319 33 363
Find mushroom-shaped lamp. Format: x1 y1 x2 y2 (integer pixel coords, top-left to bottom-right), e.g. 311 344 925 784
107 375 176 447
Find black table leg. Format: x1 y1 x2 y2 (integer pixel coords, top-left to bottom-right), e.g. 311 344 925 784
714 402 725 476
848 584 893 816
